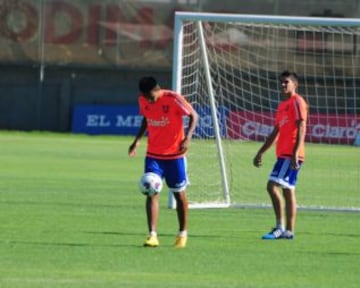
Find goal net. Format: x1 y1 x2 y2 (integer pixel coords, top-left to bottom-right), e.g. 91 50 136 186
171 12 360 210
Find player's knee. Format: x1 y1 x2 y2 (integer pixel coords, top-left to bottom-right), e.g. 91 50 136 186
173 190 186 200
266 181 278 194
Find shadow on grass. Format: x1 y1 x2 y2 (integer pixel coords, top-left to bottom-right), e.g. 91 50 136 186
299 250 360 256
83 230 253 239
0 200 135 210
300 231 359 238
5 240 139 248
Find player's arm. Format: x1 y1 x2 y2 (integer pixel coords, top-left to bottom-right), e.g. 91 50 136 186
179 108 199 152
128 117 147 157
291 119 306 169
253 126 279 167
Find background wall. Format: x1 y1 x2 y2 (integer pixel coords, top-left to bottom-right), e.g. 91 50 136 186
0 0 359 132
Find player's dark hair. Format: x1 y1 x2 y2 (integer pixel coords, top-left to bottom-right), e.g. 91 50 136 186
280 70 299 84
280 70 310 109
139 76 159 94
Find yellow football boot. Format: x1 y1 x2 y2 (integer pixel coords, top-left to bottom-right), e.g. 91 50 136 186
143 235 159 247
174 236 187 248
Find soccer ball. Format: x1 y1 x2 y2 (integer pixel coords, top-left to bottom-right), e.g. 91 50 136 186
138 172 163 196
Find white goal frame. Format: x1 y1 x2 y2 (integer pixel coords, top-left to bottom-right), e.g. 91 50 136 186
169 11 360 211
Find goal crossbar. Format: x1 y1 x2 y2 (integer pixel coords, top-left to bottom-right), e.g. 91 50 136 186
174 11 360 27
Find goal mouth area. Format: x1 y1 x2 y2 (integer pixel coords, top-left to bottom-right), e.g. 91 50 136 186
171 12 360 212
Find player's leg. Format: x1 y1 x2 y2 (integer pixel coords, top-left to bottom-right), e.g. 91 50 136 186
173 190 188 248
173 190 188 233
281 161 302 239
283 188 296 233
262 180 284 239
262 158 290 239
267 180 284 228
146 193 160 233
143 157 163 247
163 157 188 248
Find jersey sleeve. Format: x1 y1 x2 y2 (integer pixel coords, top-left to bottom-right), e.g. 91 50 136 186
172 92 193 116
274 105 282 126
293 96 308 121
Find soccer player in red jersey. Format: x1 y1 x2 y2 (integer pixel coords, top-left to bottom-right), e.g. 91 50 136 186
253 71 308 240
129 76 198 248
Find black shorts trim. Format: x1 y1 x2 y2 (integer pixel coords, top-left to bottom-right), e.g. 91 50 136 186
147 151 185 159
279 154 304 161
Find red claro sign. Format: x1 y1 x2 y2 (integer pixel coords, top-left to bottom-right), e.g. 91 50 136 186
228 111 360 145
0 0 172 47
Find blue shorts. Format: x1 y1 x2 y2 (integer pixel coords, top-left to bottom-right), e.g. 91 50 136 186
145 157 188 192
269 158 303 190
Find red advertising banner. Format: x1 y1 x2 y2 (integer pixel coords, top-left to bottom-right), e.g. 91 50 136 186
227 111 275 141
228 111 360 145
0 0 196 67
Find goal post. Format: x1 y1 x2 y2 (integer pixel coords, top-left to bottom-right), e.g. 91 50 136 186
195 20 231 205
170 15 231 209
170 12 360 210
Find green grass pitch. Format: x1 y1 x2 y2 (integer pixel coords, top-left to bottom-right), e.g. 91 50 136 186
0 132 359 288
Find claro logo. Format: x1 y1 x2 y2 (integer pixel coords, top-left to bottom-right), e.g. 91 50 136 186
241 120 360 140
242 121 273 137
312 120 360 139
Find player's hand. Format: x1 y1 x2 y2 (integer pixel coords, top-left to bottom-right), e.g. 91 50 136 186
128 140 139 157
253 153 262 168
179 137 190 153
291 155 300 170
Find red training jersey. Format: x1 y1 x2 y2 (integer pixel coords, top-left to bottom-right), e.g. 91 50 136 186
139 89 194 160
275 93 308 161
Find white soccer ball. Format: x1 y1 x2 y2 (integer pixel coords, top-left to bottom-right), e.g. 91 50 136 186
138 172 163 196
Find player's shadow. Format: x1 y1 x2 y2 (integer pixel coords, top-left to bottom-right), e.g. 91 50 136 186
299 250 360 256
83 230 239 239
300 231 359 238
83 231 145 237
0 200 135 210
5 239 138 249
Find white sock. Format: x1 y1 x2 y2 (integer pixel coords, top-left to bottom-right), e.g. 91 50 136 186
178 230 187 237
276 224 285 231
150 231 157 237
